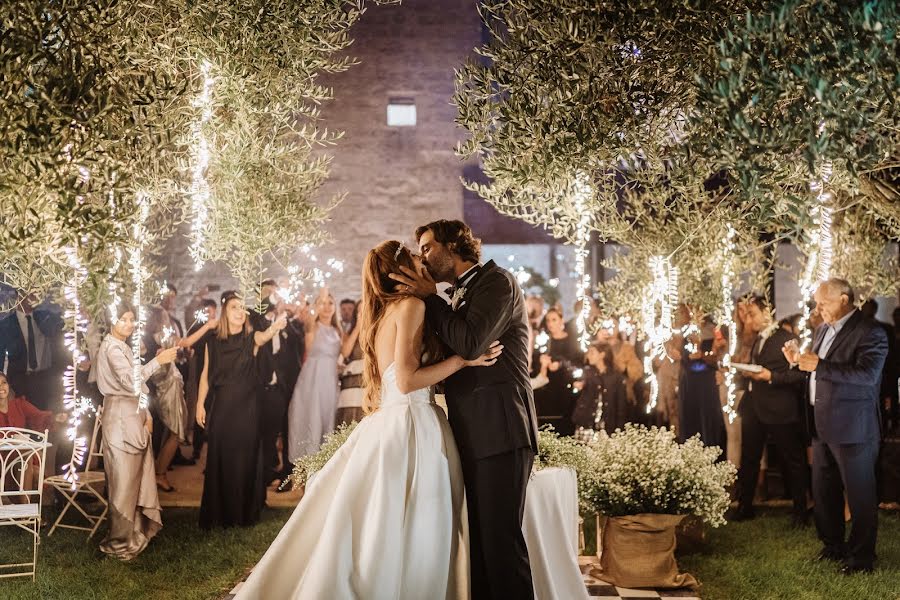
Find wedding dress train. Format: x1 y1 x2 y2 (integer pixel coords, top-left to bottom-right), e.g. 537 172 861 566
236 362 469 599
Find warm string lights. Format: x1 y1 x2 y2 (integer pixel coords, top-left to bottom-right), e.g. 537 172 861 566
572 174 593 351
188 60 215 271
719 224 738 424
131 194 150 411
60 246 96 488
797 158 834 351
641 256 678 413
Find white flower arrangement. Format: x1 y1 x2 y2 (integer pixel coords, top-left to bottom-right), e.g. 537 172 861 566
287 421 359 490
450 286 468 310
588 424 736 527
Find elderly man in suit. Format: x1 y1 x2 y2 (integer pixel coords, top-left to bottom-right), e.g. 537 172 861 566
785 278 888 574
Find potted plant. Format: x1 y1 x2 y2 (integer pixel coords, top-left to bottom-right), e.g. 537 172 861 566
588 424 735 589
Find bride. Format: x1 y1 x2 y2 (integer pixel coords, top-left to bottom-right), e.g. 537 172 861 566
235 240 503 600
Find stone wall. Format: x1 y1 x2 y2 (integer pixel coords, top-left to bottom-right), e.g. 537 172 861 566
161 0 483 305
311 0 483 301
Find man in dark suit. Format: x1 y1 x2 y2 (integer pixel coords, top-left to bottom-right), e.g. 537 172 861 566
391 219 539 600
254 296 304 485
0 293 65 410
786 278 888 574
730 295 809 526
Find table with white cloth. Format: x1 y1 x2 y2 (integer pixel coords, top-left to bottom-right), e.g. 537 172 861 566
523 466 589 600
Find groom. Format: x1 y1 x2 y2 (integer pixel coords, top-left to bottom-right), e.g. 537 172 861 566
391 219 539 599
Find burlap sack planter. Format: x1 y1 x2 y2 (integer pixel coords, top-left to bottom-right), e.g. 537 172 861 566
596 513 698 590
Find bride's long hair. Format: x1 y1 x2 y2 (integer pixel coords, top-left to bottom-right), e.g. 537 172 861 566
360 240 443 414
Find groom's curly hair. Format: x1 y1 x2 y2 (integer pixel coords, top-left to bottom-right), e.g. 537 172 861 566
415 220 482 263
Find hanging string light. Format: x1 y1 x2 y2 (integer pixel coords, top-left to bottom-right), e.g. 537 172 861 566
572 174 593 351
131 194 151 411
188 60 215 271
797 153 833 351
60 246 96 488
719 224 738 424
641 256 678 413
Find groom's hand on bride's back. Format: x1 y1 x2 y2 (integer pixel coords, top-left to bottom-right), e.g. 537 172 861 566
389 265 437 298
465 340 503 368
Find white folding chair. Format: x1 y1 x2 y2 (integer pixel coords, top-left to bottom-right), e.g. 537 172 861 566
0 427 49 581
44 406 108 539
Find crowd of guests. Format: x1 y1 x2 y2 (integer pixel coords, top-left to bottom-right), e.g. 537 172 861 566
2 274 898 570
526 278 897 573
0 282 364 561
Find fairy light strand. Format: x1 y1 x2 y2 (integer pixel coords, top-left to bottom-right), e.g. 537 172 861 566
132 194 150 411
641 256 678 413
572 174 593 351
188 60 215 271
797 158 833 351
60 246 96 488
719 224 738 424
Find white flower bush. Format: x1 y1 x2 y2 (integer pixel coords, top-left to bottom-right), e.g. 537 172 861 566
589 424 736 527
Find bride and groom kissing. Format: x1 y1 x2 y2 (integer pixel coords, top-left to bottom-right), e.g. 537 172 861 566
237 219 540 599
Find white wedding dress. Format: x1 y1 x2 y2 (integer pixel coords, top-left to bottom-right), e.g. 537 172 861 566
235 362 469 600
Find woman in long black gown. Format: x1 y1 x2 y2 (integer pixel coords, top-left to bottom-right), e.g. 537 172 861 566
196 291 286 529
532 307 583 436
677 322 726 450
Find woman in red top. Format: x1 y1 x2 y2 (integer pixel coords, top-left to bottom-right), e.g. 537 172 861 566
0 372 66 497
0 371 60 431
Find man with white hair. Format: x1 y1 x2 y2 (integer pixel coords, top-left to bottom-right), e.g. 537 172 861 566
784 278 888 575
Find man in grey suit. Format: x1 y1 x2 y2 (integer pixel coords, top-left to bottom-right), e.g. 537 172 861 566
785 278 888 574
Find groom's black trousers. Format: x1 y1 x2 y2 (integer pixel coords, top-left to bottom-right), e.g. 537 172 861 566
461 447 534 600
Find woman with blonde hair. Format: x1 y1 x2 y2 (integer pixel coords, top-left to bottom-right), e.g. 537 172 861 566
286 290 344 461
236 240 502 600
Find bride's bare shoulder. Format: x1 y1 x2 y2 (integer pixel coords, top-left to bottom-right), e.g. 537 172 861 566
391 297 424 325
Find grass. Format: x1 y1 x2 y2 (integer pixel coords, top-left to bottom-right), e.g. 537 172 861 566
1 506 898 599
677 508 900 600
0 507 293 600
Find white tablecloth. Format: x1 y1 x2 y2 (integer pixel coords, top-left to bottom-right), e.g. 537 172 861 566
523 467 589 600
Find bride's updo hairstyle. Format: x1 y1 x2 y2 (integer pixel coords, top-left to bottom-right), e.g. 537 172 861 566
360 240 442 413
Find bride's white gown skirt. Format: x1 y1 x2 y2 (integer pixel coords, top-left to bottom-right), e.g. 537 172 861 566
236 363 469 600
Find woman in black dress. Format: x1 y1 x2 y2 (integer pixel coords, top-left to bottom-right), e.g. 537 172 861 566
196 291 286 529
572 342 628 439
677 320 726 449
532 307 583 435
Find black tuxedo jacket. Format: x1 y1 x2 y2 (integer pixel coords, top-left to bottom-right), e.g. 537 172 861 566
424 260 539 460
740 327 807 425
0 309 63 375
811 311 888 445
254 317 304 390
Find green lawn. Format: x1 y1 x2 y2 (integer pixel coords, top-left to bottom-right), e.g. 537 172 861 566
1 506 898 599
0 507 292 600
676 508 900 600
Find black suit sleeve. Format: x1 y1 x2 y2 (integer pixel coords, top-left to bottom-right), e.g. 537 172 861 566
768 333 807 387
817 325 888 387
424 272 514 361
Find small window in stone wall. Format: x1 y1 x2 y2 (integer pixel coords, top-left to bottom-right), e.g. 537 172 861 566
387 97 416 127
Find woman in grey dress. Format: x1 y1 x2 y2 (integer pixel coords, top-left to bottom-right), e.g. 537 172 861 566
145 306 189 493
95 304 177 561
287 292 343 461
